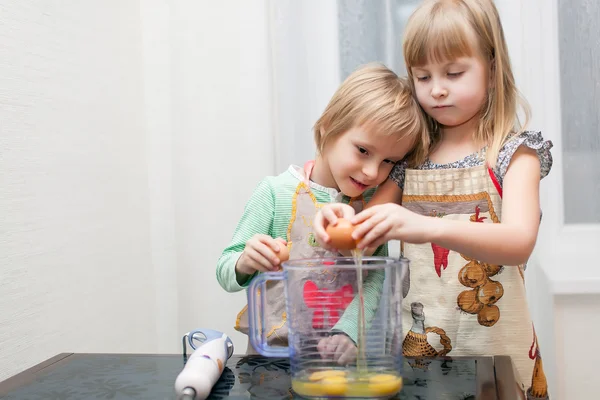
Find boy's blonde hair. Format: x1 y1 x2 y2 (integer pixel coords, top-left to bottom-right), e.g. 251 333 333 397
403 0 529 167
314 63 428 166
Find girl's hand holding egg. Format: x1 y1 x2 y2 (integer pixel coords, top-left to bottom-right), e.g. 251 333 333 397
313 203 357 250
326 218 359 251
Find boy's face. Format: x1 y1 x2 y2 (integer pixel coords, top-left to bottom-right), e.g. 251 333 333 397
322 125 413 197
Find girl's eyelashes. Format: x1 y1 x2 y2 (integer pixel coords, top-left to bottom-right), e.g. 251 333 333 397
415 72 463 81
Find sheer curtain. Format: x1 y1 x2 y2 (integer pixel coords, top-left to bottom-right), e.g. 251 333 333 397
558 0 600 223
270 0 420 171
338 0 420 79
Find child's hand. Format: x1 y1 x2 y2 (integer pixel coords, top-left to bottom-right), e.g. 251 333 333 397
313 203 356 251
317 334 357 365
351 203 431 249
236 235 287 276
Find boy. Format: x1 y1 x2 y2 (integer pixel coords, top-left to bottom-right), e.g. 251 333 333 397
216 63 427 362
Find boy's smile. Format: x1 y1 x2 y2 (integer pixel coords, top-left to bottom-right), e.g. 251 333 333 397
349 177 368 192
311 125 414 197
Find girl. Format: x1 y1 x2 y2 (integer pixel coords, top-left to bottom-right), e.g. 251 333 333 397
314 0 552 398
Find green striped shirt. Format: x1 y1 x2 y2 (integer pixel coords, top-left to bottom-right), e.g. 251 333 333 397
216 165 387 343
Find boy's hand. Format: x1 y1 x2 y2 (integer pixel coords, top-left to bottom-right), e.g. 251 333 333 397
236 235 287 276
351 203 430 249
313 203 356 251
317 334 357 365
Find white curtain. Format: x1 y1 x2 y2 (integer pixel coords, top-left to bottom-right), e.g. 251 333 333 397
337 0 420 79
557 0 600 223
269 0 420 171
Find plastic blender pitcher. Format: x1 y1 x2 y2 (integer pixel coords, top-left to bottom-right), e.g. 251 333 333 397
247 256 408 399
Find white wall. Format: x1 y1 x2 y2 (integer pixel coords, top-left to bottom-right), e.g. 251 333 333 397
140 0 179 353
167 0 275 349
0 0 157 379
0 0 278 379
554 294 600 399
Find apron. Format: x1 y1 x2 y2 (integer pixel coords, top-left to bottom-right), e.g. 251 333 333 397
400 164 549 399
235 161 368 352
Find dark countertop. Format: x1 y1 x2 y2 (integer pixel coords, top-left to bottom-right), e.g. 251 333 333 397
0 353 519 399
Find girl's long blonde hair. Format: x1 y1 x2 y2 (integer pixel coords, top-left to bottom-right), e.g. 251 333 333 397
403 0 530 167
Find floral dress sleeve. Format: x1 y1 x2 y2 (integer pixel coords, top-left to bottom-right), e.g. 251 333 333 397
388 160 408 190
493 130 553 187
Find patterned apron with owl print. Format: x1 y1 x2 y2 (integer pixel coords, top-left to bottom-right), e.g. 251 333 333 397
235 161 369 352
400 164 549 399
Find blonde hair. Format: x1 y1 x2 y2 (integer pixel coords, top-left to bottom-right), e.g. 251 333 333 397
403 0 530 167
314 63 429 166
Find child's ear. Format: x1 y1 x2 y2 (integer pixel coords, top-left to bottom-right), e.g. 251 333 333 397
320 127 326 138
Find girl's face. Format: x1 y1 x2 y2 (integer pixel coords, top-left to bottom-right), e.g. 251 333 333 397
411 55 490 131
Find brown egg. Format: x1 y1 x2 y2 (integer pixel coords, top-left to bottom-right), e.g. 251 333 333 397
277 241 289 263
326 218 358 250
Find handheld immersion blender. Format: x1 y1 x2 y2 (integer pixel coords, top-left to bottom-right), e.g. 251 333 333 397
174 329 234 400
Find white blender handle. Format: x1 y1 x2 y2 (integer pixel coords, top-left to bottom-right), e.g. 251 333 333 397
174 330 233 400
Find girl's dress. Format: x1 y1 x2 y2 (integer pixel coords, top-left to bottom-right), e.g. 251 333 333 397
389 131 553 399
